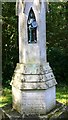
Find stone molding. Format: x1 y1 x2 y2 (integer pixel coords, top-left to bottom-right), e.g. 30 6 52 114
11 62 57 90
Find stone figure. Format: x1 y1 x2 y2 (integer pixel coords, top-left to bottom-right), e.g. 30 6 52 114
27 8 38 43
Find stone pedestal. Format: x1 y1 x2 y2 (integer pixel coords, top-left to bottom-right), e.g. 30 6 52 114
2 102 67 120
11 62 57 115
10 0 57 116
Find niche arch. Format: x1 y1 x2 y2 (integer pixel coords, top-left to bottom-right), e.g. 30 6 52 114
27 7 37 43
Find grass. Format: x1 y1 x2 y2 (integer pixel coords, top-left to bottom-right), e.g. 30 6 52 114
0 87 12 107
56 83 68 106
0 84 68 108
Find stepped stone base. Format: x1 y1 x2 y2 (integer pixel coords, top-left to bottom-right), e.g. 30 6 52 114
1 102 67 120
11 62 57 115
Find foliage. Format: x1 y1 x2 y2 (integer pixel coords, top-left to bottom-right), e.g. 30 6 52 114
47 2 68 84
2 2 68 86
2 2 19 86
47 47 68 84
0 88 12 107
56 84 68 105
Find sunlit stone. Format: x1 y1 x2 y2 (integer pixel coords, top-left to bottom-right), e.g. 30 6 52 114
11 0 57 116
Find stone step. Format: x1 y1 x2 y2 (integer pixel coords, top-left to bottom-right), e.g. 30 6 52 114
1 102 68 120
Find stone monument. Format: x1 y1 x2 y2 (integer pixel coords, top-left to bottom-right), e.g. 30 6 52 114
11 0 57 117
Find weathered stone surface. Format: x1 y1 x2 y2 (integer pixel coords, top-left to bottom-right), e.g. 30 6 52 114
1 102 67 120
16 0 47 63
10 0 57 116
11 63 57 90
12 86 56 115
12 79 56 90
11 62 57 115
14 63 52 75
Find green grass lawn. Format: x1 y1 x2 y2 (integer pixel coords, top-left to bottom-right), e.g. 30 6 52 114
56 84 68 106
0 88 12 107
0 84 68 108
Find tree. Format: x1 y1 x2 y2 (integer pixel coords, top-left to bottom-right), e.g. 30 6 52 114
2 2 18 86
47 2 68 84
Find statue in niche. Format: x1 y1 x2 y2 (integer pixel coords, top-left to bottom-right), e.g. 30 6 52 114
27 8 38 43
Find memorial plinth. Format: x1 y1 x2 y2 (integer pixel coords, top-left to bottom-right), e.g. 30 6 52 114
11 0 57 116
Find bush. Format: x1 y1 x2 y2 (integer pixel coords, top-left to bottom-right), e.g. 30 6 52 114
47 47 68 84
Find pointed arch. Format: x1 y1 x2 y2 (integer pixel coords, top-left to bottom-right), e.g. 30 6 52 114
28 7 35 20
27 7 37 43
